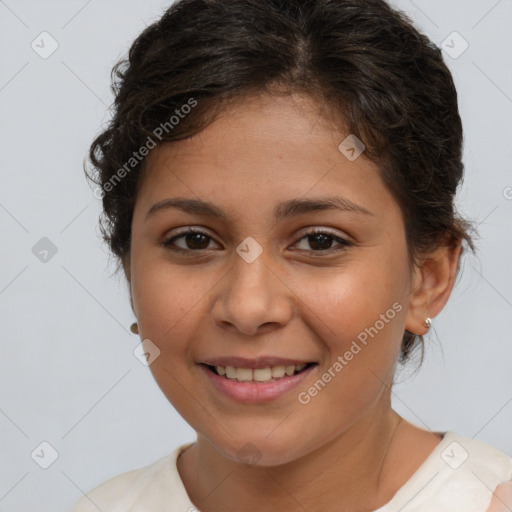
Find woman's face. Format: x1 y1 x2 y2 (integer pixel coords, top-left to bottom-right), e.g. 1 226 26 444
127 93 417 466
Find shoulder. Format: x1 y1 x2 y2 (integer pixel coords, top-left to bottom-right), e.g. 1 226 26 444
387 431 512 512
71 463 156 512
447 432 512 480
432 432 512 511
71 443 195 512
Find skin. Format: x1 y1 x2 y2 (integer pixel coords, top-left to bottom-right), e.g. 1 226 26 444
124 92 463 511
487 481 512 511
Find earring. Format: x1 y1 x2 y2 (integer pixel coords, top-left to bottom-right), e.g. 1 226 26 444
424 317 432 330
130 322 139 334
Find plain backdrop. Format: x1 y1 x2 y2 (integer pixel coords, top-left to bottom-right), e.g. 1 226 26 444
0 0 511 510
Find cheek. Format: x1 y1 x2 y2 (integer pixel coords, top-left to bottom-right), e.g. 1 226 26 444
131 254 208 339
130 259 210 422
293 258 407 351
289 259 407 413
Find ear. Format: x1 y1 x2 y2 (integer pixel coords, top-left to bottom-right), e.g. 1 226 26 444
405 240 462 335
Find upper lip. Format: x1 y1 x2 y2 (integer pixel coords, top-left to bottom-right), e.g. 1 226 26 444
200 356 316 369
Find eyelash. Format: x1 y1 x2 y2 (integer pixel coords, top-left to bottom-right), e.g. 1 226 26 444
162 227 354 255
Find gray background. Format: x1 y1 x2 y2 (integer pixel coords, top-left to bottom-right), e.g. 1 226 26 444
0 0 511 510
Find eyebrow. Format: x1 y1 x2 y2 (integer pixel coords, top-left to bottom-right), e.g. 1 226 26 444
145 195 374 222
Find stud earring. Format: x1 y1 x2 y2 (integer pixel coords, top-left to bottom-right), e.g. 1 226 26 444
130 322 139 334
424 317 432 330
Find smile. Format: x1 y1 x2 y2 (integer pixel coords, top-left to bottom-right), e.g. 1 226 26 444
207 363 312 382
199 361 318 403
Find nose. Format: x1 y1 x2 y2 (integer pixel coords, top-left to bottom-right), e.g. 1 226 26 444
211 247 293 337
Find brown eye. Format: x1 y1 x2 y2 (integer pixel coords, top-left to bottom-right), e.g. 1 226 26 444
162 227 353 256
294 229 353 253
162 228 218 252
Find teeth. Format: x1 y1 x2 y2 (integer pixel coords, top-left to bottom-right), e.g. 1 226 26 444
271 365 286 378
211 363 309 382
236 368 253 381
253 368 272 382
285 365 295 376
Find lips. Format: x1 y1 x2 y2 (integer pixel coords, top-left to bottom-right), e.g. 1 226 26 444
198 357 318 403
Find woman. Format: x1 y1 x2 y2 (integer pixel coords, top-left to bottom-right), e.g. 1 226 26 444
73 0 512 510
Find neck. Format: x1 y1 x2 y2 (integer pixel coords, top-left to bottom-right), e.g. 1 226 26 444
178 404 406 512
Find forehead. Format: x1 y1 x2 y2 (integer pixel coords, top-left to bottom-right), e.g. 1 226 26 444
135 93 395 221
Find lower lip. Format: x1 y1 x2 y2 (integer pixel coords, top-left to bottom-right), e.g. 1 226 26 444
199 364 317 404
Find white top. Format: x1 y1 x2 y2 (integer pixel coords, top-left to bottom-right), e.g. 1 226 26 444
72 431 512 512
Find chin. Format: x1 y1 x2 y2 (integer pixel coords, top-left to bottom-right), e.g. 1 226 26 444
208 433 309 468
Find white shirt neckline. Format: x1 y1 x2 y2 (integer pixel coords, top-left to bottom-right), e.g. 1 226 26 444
168 431 454 511
75 430 511 511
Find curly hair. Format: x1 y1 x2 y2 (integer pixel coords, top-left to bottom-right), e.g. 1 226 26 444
86 0 477 364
